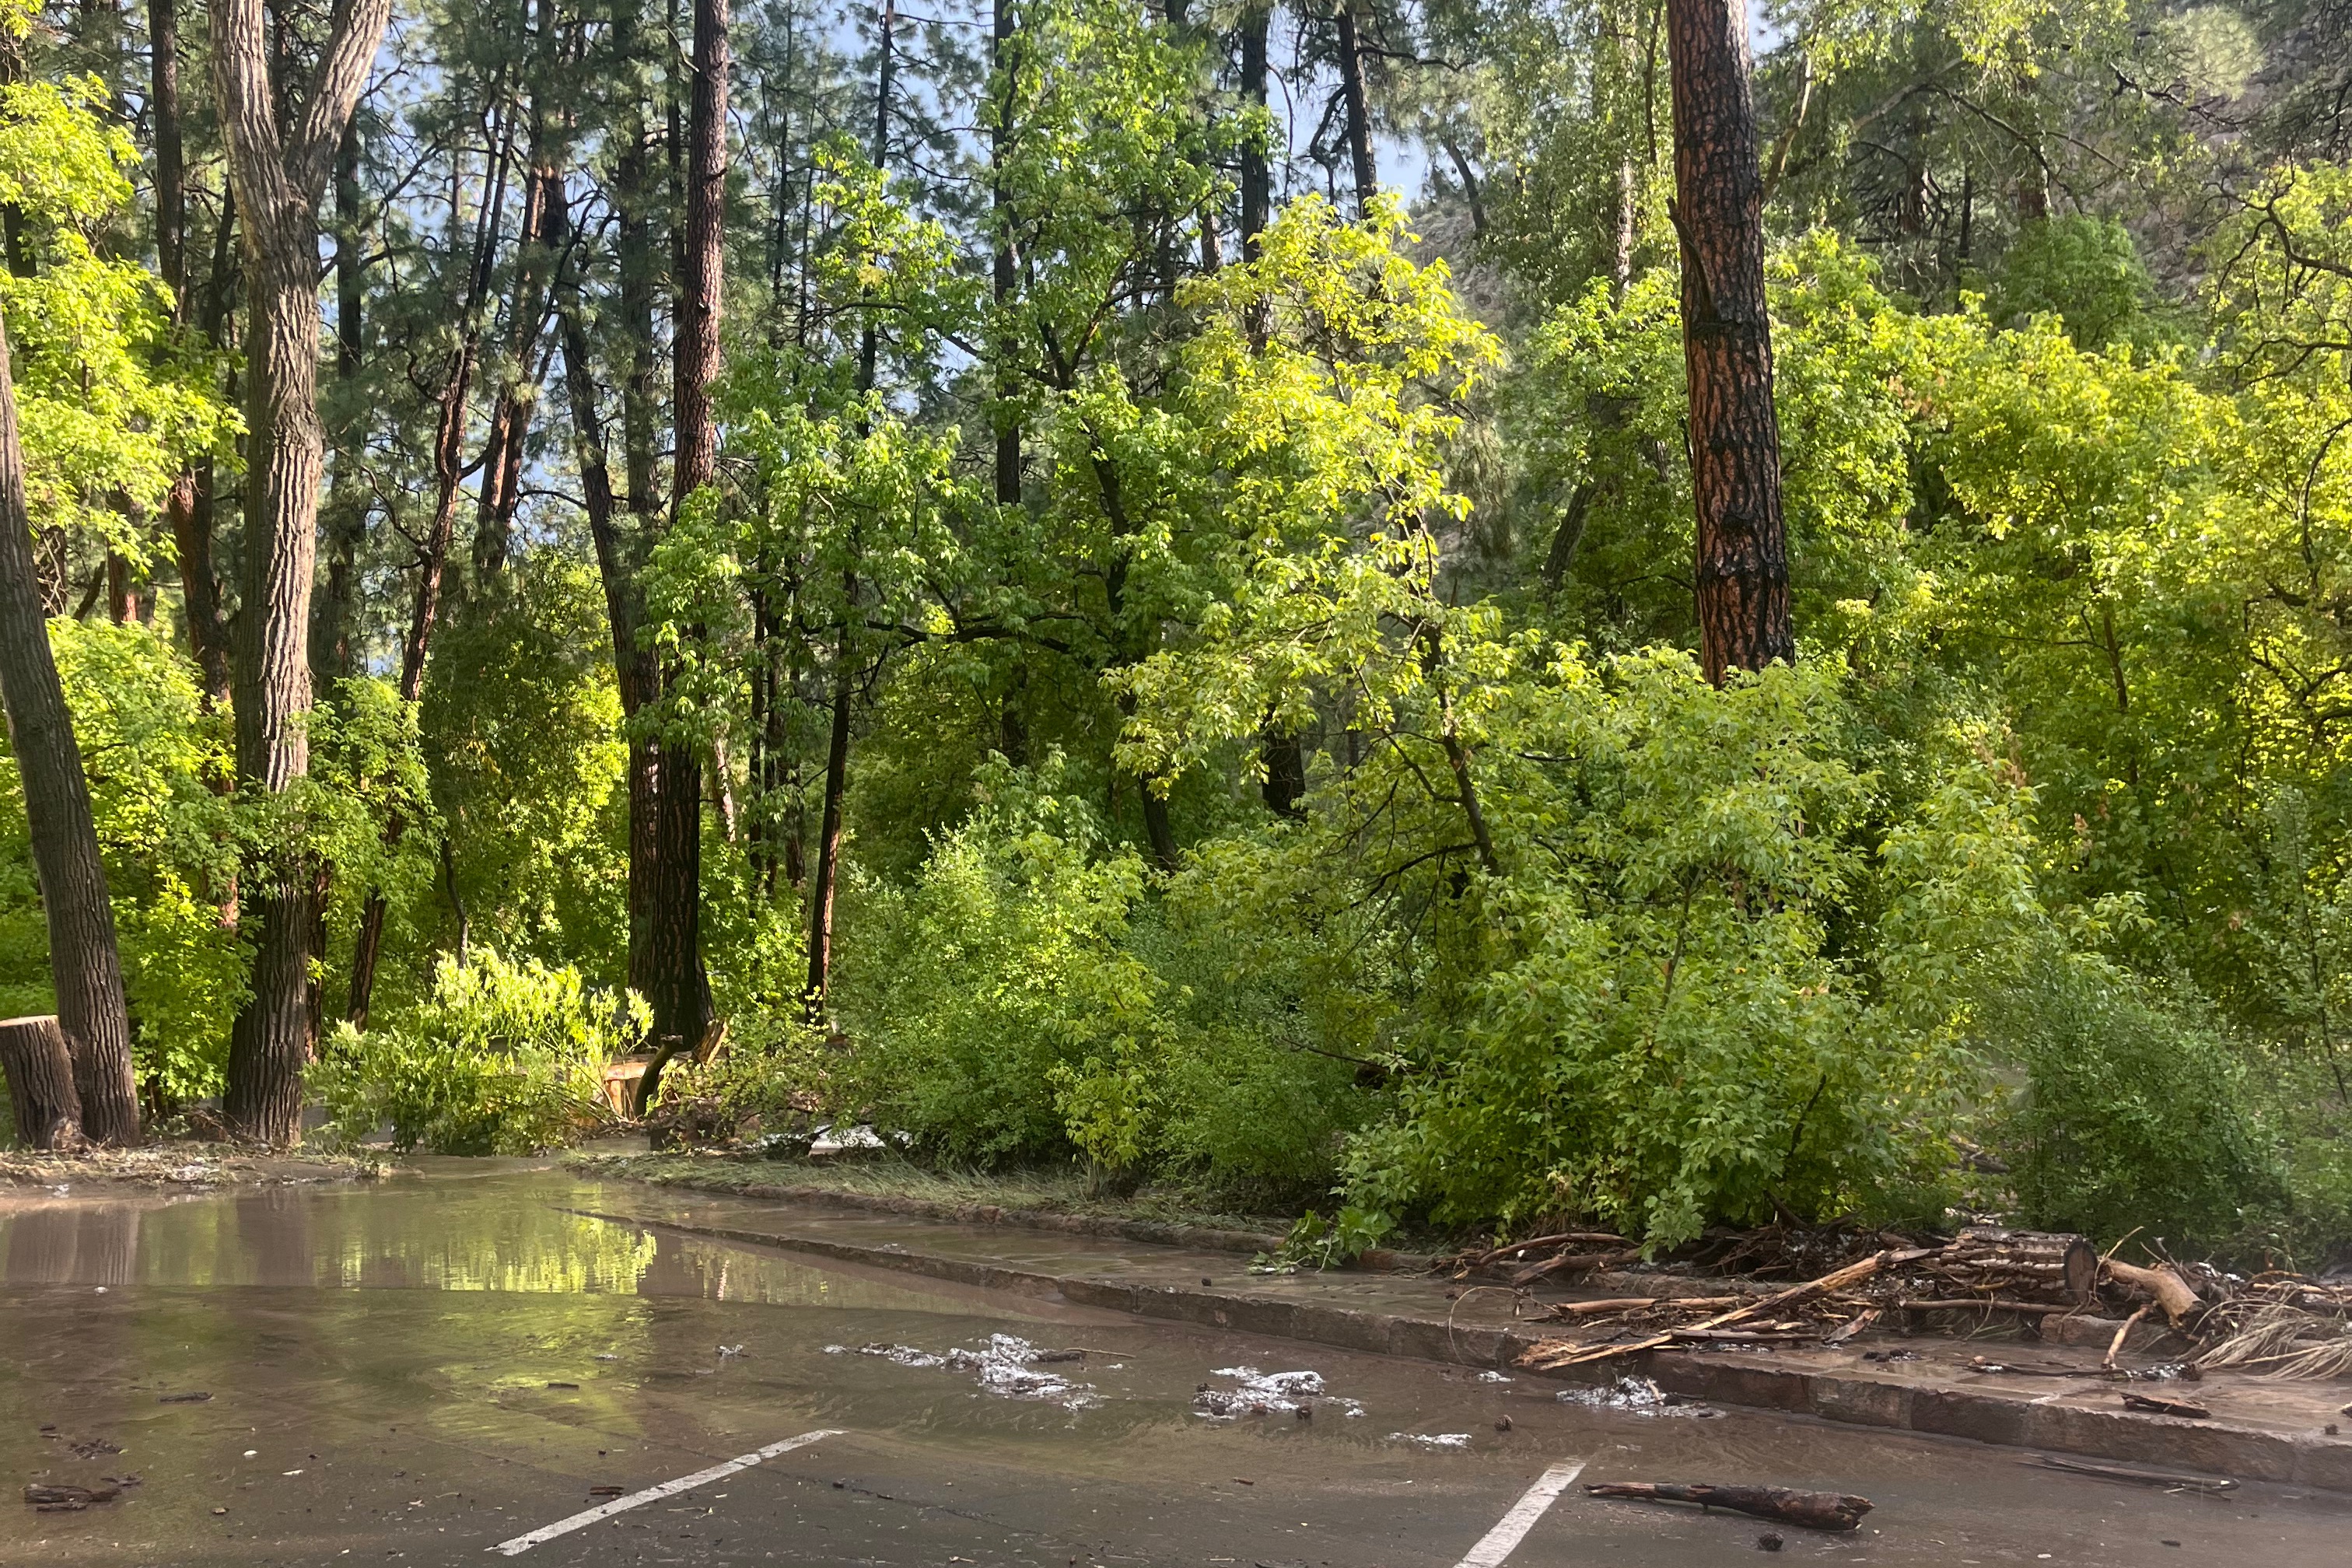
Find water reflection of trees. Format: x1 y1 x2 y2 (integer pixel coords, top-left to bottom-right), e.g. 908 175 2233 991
2 1183 991 1310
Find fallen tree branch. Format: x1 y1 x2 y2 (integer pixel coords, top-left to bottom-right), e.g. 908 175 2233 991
2105 1260 2200 1327
1893 1297 2081 1316
1510 1248 1640 1287
1521 1248 1934 1370
1584 1482 1872 1531
2104 1304 2152 1371
1468 1230 1629 1267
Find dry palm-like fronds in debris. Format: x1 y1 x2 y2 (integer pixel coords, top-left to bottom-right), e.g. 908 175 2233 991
2194 1286 2352 1381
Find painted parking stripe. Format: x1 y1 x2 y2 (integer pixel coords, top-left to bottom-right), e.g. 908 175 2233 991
1452 1459 1587 1568
489 1428 843 1555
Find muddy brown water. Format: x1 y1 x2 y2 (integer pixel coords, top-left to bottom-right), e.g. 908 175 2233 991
2 1161 2345 1566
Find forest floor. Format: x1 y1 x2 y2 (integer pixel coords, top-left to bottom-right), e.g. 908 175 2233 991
0 1141 390 1190
566 1146 1319 1251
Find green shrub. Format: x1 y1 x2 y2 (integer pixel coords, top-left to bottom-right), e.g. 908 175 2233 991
829 755 1371 1195
1987 955 2286 1249
1335 656 2032 1249
830 756 1163 1167
315 950 646 1154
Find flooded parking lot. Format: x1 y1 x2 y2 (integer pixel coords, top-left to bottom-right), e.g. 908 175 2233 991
5 1162 2346 1566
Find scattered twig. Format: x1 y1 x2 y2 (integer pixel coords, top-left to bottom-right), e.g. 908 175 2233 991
2028 1455 2235 1490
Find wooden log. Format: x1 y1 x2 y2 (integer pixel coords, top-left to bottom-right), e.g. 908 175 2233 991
2121 1391 2210 1419
0 1014 82 1150
1585 1482 1872 1531
1941 1227 2097 1304
1895 1297 2081 1315
2104 1260 2200 1327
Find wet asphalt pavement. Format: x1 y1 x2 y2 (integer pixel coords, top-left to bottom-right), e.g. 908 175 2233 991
4 1163 2349 1567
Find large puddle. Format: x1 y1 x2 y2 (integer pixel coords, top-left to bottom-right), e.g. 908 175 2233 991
0 1160 968 1308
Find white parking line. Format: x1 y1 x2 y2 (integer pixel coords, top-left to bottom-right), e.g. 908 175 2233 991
488 1428 842 1555
1452 1459 1587 1568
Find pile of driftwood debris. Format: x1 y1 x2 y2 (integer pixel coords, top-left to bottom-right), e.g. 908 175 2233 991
1452 1225 2352 1378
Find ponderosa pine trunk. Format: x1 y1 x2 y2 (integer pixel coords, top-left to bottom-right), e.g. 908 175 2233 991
602 25 691 1108
1664 0 1790 684
0 313 139 1146
212 0 392 1143
628 0 728 1108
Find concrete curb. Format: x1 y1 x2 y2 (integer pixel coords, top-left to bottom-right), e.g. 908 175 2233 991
592 1206 2352 1496
569 1162 1442 1271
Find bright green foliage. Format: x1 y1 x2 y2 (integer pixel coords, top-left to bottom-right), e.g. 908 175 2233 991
11 0 2348 1267
1318 653 2032 1248
1251 1206 1396 1274
0 621 240 1097
832 757 1161 1167
831 755 1373 1198
0 68 237 1098
1986 216 2166 350
1986 955 2284 1248
0 77 233 551
314 950 647 1155
422 555 630 992
1111 194 1501 780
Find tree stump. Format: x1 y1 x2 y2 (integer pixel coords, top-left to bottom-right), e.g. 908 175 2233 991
0 1014 84 1150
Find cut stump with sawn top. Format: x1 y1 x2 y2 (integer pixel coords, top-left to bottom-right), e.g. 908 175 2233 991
0 1013 82 1150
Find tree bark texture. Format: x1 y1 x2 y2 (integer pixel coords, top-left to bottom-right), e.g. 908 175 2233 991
1332 3 1377 218
0 1016 82 1150
1665 0 1790 684
558 292 707 1109
149 0 187 310
614 0 730 1099
990 0 1020 504
313 128 366 688
674 0 728 509
1239 6 1271 257
0 314 138 1146
803 663 852 1024
474 15 572 580
211 0 393 1143
169 197 236 711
